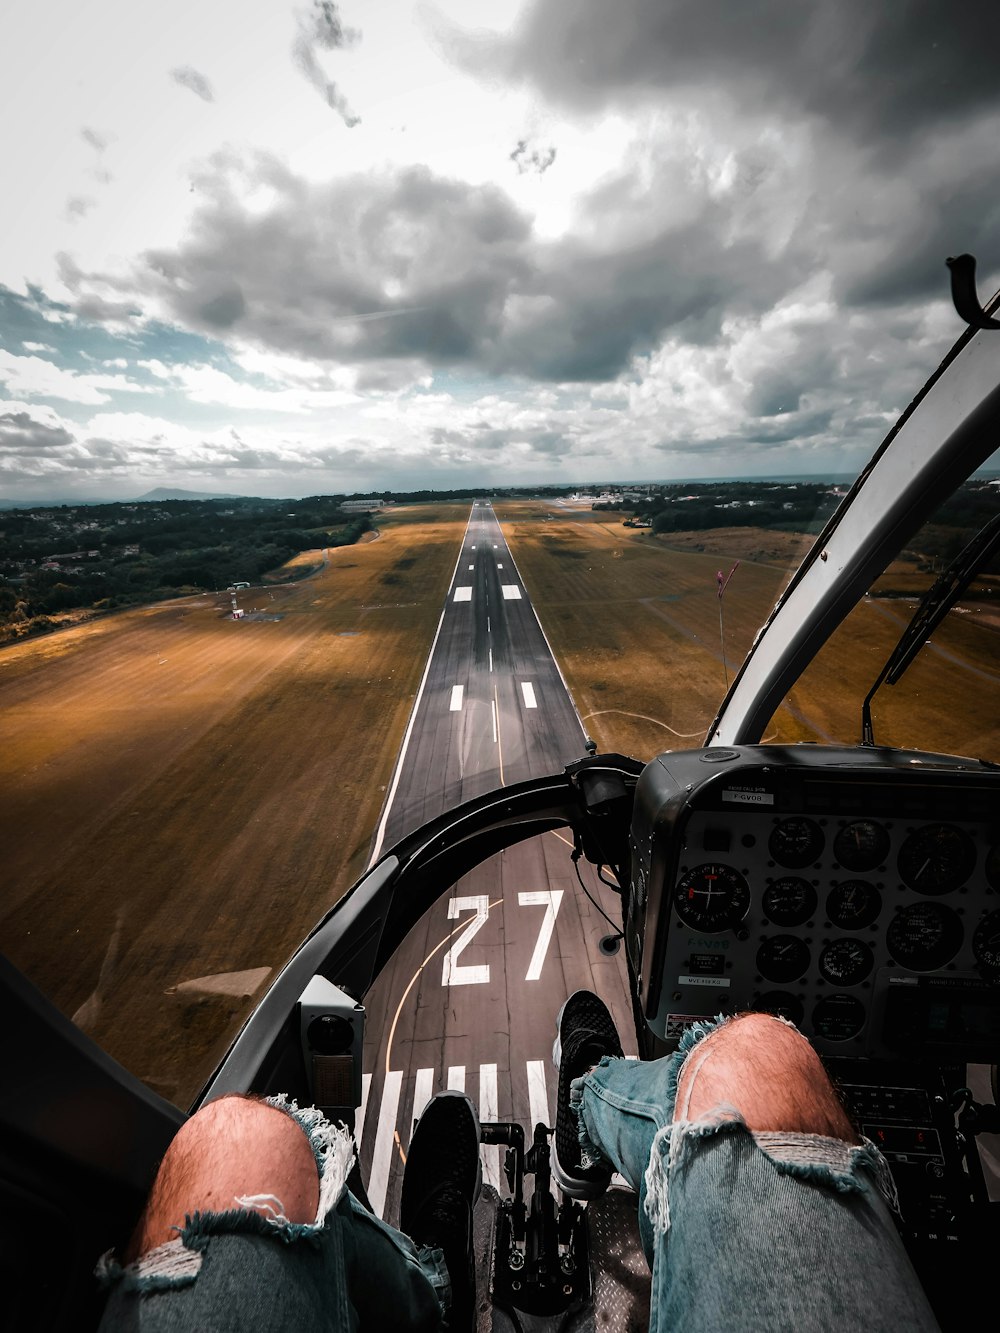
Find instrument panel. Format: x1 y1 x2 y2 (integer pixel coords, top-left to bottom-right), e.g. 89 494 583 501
626 746 1000 1061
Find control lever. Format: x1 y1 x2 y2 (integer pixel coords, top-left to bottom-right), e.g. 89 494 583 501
479 1120 592 1317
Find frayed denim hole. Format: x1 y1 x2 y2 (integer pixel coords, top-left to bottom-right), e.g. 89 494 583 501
95 1239 203 1294
754 1131 901 1213
644 1108 746 1237
180 1205 326 1250
265 1095 355 1226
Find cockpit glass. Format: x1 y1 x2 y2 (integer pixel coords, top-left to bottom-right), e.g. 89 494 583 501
768 452 1000 760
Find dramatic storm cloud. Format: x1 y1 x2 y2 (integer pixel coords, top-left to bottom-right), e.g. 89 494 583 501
2 0 999 500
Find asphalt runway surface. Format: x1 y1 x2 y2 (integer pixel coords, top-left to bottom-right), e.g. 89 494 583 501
358 503 636 1223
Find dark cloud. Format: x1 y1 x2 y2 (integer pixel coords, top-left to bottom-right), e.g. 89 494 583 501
65 196 96 221
292 0 361 127
454 0 1000 149
430 422 573 457
510 139 556 175
171 66 215 103
131 159 535 365
67 150 801 384
0 412 74 454
80 127 111 153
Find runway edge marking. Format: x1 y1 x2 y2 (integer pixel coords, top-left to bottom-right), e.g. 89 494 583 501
368 506 476 866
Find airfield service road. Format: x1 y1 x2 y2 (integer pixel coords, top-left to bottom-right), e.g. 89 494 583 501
357 503 636 1224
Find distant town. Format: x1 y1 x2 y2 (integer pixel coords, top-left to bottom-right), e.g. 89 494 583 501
1 477 996 646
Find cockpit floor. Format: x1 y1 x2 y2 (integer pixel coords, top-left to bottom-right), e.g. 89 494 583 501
473 1186 650 1333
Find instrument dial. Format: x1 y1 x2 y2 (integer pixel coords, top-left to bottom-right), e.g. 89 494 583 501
769 817 825 869
812 993 866 1041
826 880 882 930
756 935 811 983
818 938 874 986
673 864 751 932
762 877 817 927
972 909 1000 981
886 902 962 971
833 821 890 872
897 824 975 894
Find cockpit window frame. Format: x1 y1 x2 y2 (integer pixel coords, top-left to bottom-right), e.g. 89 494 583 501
707 314 1000 748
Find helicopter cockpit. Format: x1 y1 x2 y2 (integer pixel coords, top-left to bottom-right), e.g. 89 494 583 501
2 260 999 1330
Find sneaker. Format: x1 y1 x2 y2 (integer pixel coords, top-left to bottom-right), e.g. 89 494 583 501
400 1090 482 1331
551 990 624 1198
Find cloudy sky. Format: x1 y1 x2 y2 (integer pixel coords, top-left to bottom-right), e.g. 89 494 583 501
2 0 999 502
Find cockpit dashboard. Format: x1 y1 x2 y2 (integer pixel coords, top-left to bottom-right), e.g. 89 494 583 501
627 745 1000 1065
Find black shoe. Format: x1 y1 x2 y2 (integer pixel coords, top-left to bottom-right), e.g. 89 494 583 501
551 990 624 1198
400 1090 482 1331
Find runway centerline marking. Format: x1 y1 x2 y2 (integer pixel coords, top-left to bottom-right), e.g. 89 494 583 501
450 685 464 711
521 682 537 709
488 648 493 673
493 682 505 785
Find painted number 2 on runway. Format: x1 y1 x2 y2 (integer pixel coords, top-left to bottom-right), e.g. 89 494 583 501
441 890 564 986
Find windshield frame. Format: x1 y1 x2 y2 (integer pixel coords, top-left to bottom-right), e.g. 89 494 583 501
707 317 1000 748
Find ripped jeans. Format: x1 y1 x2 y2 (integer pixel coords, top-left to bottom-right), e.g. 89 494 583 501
97 1097 449 1332
572 1017 941 1333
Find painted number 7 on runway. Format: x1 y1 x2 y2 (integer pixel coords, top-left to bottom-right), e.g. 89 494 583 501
441 890 564 986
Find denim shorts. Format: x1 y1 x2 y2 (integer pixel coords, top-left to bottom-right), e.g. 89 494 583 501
571 1015 941 1333
96 1096 449 1332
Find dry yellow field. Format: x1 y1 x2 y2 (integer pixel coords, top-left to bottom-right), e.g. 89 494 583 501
496 505 799 757
0 506 466 1107
496 503 1000 763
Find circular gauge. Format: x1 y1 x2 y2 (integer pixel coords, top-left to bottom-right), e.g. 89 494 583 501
812 993 866 1041
818 938 874 986
897 824 975 894
754 992 804 1025
972 909 1000 981
986 844 1000 891
826 880 882 930
673 864 751 932
833 821 891 872
762 877 817 927
886 902 963 971
769 818 825 868
756 935 811 983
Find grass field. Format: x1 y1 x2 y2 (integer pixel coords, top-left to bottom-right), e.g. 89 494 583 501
0 506 466 1107
496 503 1000 762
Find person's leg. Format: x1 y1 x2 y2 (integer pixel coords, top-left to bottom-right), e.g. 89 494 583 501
97 1093 448 1333
559 1004 941 1332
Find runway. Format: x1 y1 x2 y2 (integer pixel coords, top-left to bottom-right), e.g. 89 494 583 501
358 503 636 1222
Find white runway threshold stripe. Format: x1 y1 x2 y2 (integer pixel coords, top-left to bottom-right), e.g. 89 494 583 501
501 585 521 600
453 587 473 602
450 685 464 711
368 1068 402 1218
521 682 537 709
362 1060 572 1208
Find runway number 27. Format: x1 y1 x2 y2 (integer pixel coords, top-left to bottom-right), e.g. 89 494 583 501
442 890 564 986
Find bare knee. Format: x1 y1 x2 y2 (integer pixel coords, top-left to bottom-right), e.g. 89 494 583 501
675 1013 858 1142
127 1095 320 1261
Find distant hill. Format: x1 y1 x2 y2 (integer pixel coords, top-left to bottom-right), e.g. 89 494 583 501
133 487 248 502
